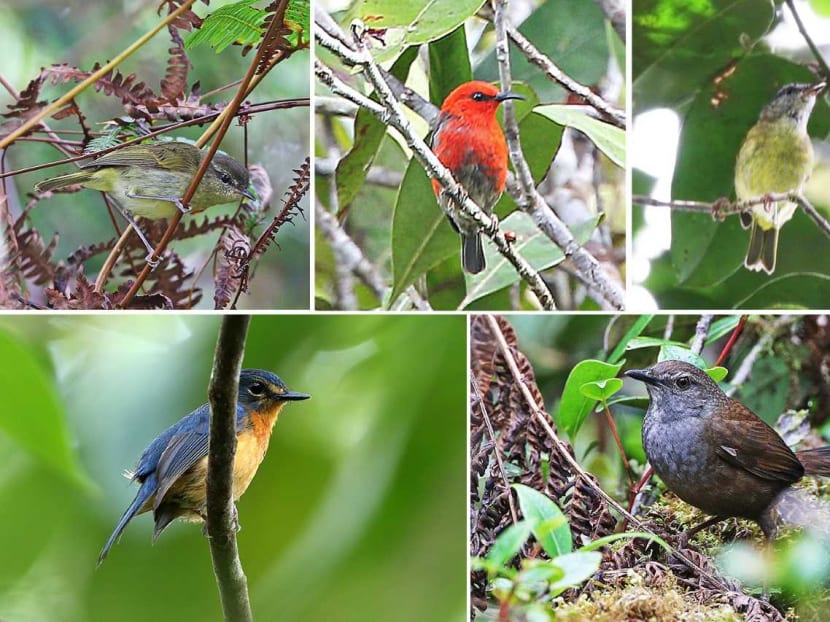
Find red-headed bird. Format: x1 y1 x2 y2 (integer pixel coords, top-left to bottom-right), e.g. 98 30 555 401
430 81 523 274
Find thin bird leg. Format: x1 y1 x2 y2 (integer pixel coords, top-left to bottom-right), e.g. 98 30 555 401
678 514 727 549
111 202 161 267
126 191 189 214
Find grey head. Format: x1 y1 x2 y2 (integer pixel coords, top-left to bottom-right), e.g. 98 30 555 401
760 82 826 132
625 360 725 423
207 152 254 202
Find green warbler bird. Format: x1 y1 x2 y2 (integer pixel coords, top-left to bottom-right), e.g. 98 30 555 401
34 141 253 261
735 81 825 274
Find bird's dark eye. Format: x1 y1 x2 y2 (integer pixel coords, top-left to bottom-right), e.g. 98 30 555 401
219 172 232 185
676 376 691 390
249 381 267 397
472 91 486 101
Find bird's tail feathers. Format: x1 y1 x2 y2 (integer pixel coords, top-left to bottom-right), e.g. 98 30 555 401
97 478 155 567
462 233 485 274
744 222 777 274
34 171 94 194
797 446 830 477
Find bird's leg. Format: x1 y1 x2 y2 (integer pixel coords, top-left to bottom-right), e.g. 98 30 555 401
111 203 161 267
711 197 730 221
126 191 190 214
678 514 727 549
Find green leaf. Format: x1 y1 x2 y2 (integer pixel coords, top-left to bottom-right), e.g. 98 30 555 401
558 359 623 440
534 105 624 167
390 159 457 303
346 0 486 62
548 551 602 594
428 27 472 105
657 345 706 368
486 520 533 568
633 0 775 110
579 378 623 401
607 315 654 363
185 0 266 53
336 48 418 209
811 0 830 15
0 331 94 491
513 484 572 556
518 560 565 587
706 366 728 382
705 316 742 345
459 214 601 308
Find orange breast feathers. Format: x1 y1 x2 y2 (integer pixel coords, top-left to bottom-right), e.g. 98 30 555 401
232 403 287 499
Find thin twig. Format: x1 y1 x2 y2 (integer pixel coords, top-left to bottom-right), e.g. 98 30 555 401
497 16 625 128
315 202 431 310
690 315 713 355
471 376 519 525
785 0 830 80
207 315 253 622
0 0 198 149
492 0 623 310
634 192 830 239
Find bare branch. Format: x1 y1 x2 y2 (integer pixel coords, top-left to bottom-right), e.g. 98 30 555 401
207 315 253 622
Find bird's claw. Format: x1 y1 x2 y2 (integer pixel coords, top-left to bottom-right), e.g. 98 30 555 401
711 197 730 221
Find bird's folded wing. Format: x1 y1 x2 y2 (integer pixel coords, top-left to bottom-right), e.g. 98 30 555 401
153 431 210 510
714 405 804 483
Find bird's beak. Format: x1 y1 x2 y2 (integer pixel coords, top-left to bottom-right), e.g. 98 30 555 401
806 81 827 98
240 187 256 201
625 369 659 386
496 91 526 102
281 390 311 401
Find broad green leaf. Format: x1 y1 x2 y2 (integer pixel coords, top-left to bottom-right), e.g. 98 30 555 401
0 331 93 491
548 551 602 594
558 359 623 440
704 316 742 345
346 0 485 62
390 159 457 303
706 366 728 382
336 47 417 209
513 484 572 557
428 27 472 105
579 378 623 401
535 105 624 167
459 214 601 308
486 520 533 568
657 345 706 368
607 315 654 363
633 0 774 111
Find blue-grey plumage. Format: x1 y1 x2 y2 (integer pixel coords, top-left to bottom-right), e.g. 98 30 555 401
97 369 309 566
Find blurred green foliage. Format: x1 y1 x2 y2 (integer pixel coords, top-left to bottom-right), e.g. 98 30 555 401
0 314 465 622
3 1 309 309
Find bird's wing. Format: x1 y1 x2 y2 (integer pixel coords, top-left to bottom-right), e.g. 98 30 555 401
81 143 198 172
713 402 804 483
152 430 210 510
